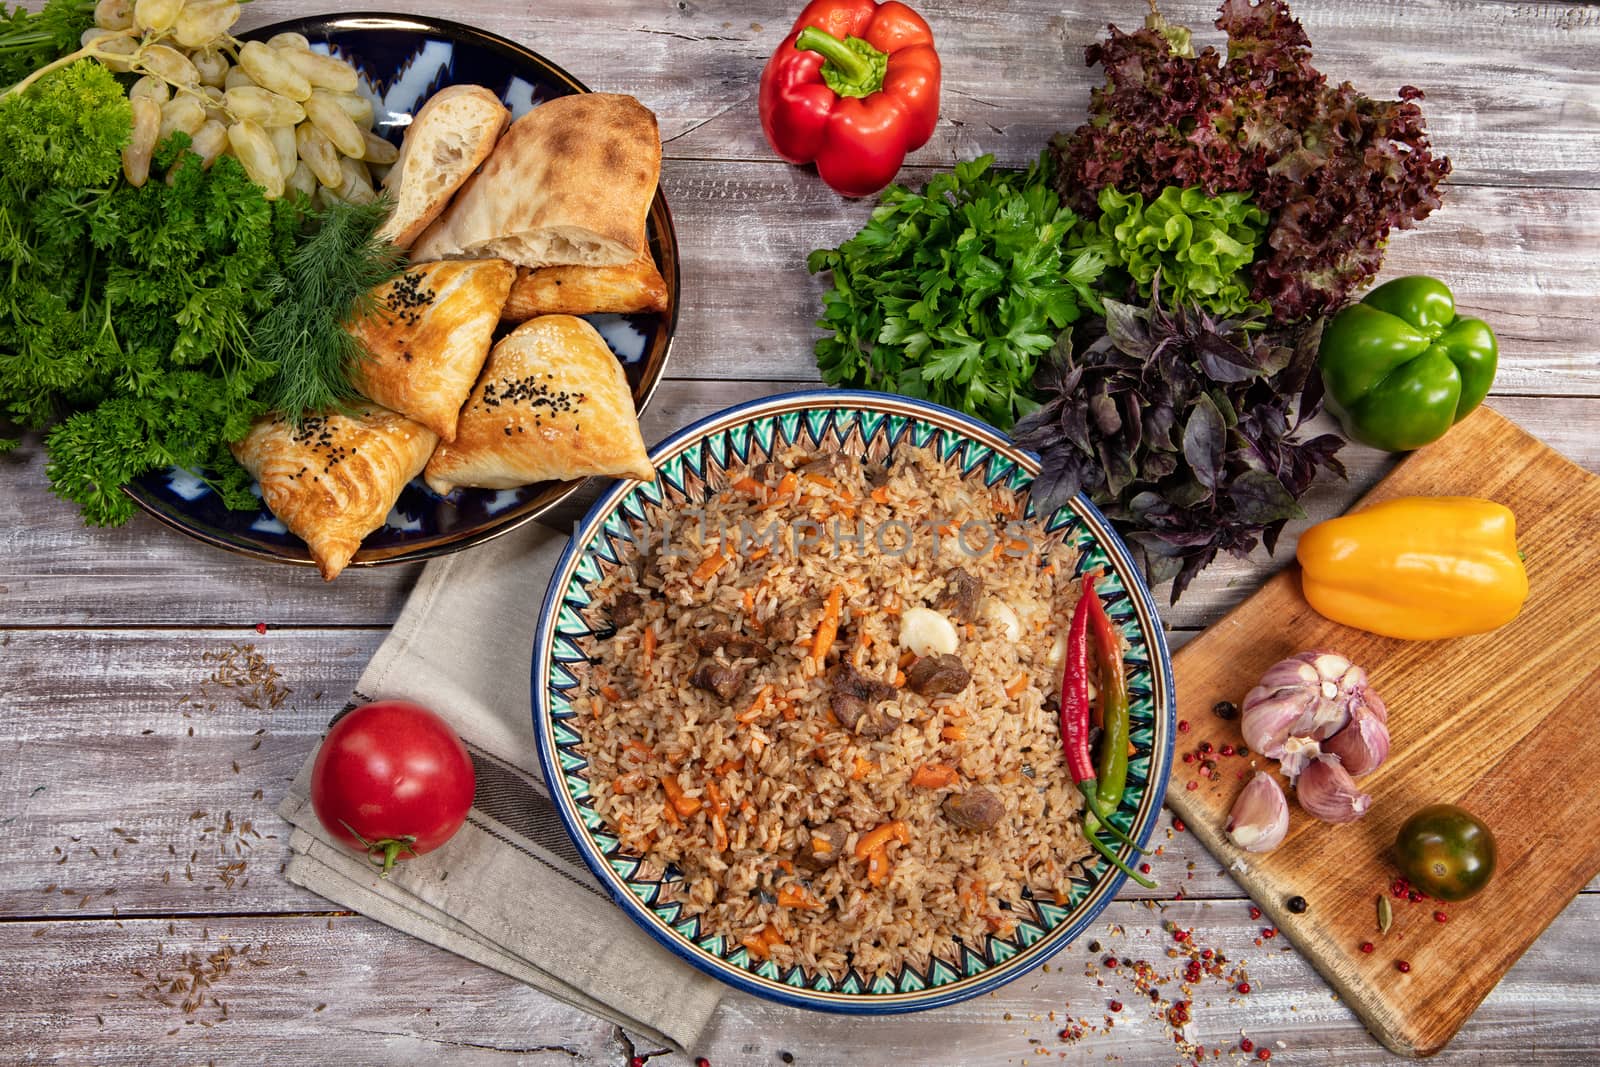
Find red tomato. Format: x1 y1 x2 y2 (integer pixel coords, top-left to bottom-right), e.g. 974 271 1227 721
310 700 475 874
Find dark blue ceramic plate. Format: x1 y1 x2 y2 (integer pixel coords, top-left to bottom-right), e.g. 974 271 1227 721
125 14 679 570
533 390 1176 1012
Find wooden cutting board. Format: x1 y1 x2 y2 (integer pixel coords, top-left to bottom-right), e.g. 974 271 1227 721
1165 405 1600 1057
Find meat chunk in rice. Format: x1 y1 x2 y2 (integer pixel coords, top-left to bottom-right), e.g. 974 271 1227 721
943 787 1005 831
691 662 746 702
905 654 971 697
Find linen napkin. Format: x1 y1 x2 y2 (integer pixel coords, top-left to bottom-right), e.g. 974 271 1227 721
277 520 725 1052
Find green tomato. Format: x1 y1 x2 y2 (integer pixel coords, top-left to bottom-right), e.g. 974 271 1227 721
1394 804 1497 901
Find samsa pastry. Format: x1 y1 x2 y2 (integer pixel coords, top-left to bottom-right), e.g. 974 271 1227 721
499 243 668 323
345 258 515 441
424 314 655 495
231 406 437 581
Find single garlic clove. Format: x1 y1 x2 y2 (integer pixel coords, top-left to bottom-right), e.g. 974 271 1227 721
1295 755 1372 823
899 607 958 657
1226 772 1290 853
1240 685 1318 760
1322 702 1391 776
1362 686 1389 724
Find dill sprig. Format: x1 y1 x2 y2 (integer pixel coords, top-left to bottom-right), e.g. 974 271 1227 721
256 195 404 422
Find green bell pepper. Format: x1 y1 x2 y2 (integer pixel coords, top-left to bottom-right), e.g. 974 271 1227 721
1319 276 1498 452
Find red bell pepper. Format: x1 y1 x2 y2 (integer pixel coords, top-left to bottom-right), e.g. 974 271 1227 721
758 0 941 198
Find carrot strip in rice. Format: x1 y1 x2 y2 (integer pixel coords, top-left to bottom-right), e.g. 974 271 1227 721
737 684 774 723
910 764 958 788
811 586 843 667
691 551 727 584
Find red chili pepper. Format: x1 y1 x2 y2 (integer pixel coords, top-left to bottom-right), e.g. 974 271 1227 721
1059 584 1154 889
758 0 940 198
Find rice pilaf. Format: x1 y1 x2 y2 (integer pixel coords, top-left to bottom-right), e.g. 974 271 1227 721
580 443 1095 978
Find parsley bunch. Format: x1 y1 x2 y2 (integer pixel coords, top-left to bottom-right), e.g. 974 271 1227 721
1 61 398 525
808 154 1105 430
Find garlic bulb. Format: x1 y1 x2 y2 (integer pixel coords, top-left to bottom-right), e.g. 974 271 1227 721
1226 772 1290 853
1322 701 1391 776
1296 755 1372 823
1241 651 1384 778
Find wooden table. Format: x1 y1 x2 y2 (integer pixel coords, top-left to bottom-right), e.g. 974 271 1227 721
3 1 1596 1063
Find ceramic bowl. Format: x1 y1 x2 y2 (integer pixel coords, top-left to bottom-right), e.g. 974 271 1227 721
532 389 1175 1011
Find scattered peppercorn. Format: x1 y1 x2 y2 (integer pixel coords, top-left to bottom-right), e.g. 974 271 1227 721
1286 895 1308 914
1104 956 1118 968
1140 863 1153 874
1220 743 1236 756
1088 940 1102 953
1108 999 1123 1012
1435 911 1449 923
1396 960 1412 973
1239 1038 1254 1053
780 1053 795 1065
1262 928 1277 939
1198 741 1213 754
1249 906 1262 920
695 1058 711 1067
630 1058 645 1067
1360 941 1375 954
1237 981 1252 994
1178 719 1191 733
1212 700 1239 720
1172 817 1186 832
1257 1049 1271 1061
1186 780 1198 790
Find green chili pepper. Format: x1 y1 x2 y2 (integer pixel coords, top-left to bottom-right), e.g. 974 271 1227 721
1318 275 1498 452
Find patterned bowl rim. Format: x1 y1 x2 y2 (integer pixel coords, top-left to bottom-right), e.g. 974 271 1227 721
121 12 681 570
531 389 1176 1013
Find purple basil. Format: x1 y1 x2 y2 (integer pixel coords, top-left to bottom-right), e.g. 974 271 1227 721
1012 292 1345 602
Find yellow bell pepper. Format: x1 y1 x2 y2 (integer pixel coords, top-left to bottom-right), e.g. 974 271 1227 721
1296 496 1528 640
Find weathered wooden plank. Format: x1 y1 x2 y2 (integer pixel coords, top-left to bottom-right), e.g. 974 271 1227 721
3 897 1599 1065
1 627 1597 919
236 0 1600 189
2 393 1595 628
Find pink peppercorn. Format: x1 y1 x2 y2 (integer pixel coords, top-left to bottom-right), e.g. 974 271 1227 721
1239 1039 1254 1053
1237 981 1251 994
1179 720 1191 733
1435 911 1449 923
1257 1049 1271 1061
